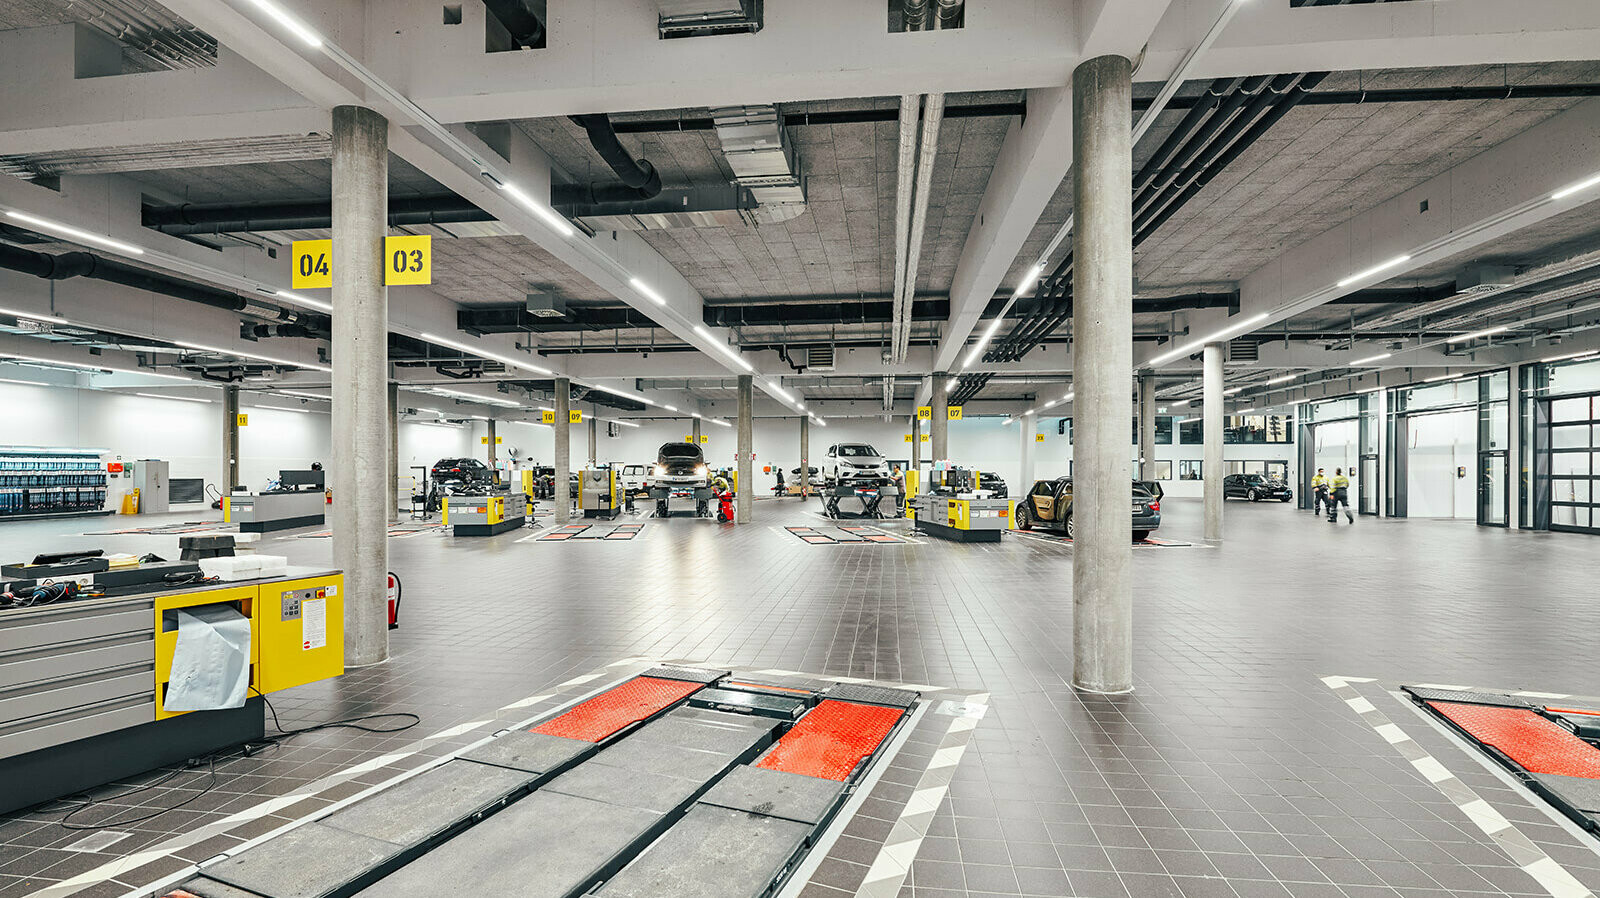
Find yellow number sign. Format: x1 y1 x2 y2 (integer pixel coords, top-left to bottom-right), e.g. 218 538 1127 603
904 434 913 442
699 435 709 444
541 410 556 424
569 410 583 424
290 236 432 288
1035 433 1045 442
916 406 932 420
947 406 964 420
385 235 431 285
236 413 249 427
291 240 332 289
920 434 930 442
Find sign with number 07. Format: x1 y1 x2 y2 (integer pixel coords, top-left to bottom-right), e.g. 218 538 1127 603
291 236 432 288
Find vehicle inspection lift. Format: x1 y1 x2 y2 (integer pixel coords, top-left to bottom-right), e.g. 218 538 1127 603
649 484 713 518
819 481 899 519
159 667 919 898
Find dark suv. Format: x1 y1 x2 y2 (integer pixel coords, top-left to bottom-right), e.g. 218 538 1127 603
1223 473 1292 502
431 457 493 485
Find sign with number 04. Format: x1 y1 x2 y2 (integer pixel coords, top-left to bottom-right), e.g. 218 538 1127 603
291 236 432 288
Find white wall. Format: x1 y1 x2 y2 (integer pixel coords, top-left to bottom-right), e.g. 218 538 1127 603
1405 408 1476 519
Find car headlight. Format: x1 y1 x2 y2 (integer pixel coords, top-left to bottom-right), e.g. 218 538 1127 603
653 465 666 476
695 464 707 475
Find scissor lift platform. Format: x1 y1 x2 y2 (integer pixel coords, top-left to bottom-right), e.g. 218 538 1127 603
164 669 920 898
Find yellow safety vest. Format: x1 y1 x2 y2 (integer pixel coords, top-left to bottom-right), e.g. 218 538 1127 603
1311 474 1327 489
1331 474 1350 490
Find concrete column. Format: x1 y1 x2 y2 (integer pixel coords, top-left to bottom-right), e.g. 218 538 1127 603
1019 412 1036 488
554 378 571 524
330 105 389 668
736 374 753 523
692 416 702 445
1137 374 1157 480
387 380 398 522
931 376 949 479
222 385 239 493
1070 53 1134 695
486 418 497 468
1203 342 1224 540
588 414 598 466
799 414 810 498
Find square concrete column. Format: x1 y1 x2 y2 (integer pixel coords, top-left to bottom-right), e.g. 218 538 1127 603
388 380 398 523
1070 53 1134 695
222 385 239 493
1019 411 1036 488
1203 342 1224 541
911 415 922 491
554 378 571 524
330 104 390 668
692 415 702 444
931 376 949 476
486 418 497 468
799 414 810 498
1138 374 1157 480
737 374 753 523
588 414 598 466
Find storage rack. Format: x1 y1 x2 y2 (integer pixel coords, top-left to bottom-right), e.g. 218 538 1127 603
0 447 107 518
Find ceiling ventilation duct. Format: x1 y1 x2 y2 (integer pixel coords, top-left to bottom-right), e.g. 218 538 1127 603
1457 265 1516 295
657 0 763 39
710 105 807 225
525 292 568 319
807 346 835 371
1227 338 1259 363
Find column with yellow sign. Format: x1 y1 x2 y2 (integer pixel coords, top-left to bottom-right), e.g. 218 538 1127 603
293 235 432 289
931 378 949 472
554 378 571 524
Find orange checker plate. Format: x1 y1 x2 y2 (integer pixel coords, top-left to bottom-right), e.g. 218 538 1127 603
755 699 904 781
1428 701 1600 779
530 676 704 743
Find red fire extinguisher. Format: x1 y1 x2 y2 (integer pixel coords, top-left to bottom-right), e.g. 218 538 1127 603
387 572 402 630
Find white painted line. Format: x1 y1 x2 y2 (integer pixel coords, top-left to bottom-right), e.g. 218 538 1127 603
1374 722 1408 744
1412 756 1454 783
1346 696 1376 714
425 720 490 741
1411 682 1475 691
558 672 603 687
1524 856 1594 898
501 693 554 710
1516 691 1573 699
1461 798 1513 835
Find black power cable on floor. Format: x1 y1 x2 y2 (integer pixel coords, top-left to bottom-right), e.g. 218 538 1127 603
34 690 421 831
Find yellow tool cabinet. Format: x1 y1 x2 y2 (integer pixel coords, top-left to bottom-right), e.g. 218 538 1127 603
152 571 344 719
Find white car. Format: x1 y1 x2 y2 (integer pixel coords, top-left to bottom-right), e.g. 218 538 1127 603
619 464 647 495
822 442 890 486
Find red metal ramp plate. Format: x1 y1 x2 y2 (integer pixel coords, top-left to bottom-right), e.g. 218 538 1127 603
1429 701 1600 779
531 677 704 743
755 699 903 781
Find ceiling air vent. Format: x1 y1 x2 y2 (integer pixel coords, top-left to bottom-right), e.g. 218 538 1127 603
526 292 568 319
807 346 835 371
1227 339 1259 363
1457 265 1515 295
657 0 762 39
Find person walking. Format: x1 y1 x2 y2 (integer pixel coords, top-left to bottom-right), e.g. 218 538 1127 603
890 464 907 514
1311 468 1329 515
1326 467 1354 523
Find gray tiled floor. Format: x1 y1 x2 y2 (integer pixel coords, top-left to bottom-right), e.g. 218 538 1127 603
4 498 1600 897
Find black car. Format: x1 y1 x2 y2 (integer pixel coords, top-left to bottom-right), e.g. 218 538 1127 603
1223 473 1292 502
977 471 1008 498
431 457 493 485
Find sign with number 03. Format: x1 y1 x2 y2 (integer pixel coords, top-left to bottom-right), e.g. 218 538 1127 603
291 236 432 288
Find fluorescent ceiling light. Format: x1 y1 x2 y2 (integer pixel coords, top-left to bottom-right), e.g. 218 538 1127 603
421 332 553 376
412 407 442 414
709 418 732 427
663 404 678 412
1236 407 1255 415
1018 263 1044 294
1062 391 1075 402
274 290 332 313
1423 373 1466 383
0 377 50 386
1448 325 1509 343
416 421 461 429
239 0 323 46
171 339 333 373
692 412 703 419
1148 312 1269 366
692 326 754 371
6 211 146 255
796 403 805 411
602 417 641 428
1348 352 1392 366
1224 387 1242 396
1541 349 1599 363
1552 172 1600 201
964 316 1006 368
767 381 795 402
1 351 189 381
1336 254 1412 289
499 183 574 237
250 404 311 414
592 384 655 406
1264 373 1298 385
134 392 210 403
811 416 826 427
279 390 329 400
1358 385 1384 394
629 277 667 306
946 378 958 391
432 387 521 407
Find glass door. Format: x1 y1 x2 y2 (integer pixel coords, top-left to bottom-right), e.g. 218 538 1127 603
1360 455 1379 515
1478 452 1507 526
1539 394 1599 534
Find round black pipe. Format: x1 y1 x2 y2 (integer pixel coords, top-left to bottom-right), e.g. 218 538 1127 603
0 242 270 317
483 0 545 48
144 194 496 236
569 114 663 199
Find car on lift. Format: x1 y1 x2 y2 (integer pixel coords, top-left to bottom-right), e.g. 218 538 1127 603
1223 473 1293 502
430 457 494 486
1014 477 1161 541
648 442 710 489
821 442 890 486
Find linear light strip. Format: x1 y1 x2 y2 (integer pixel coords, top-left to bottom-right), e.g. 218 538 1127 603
5 211 145 256
420 332 553 376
